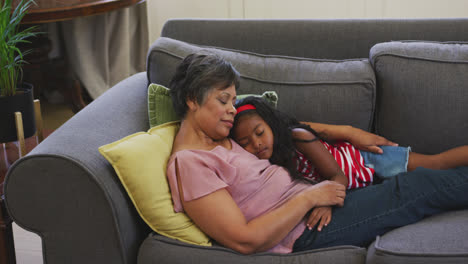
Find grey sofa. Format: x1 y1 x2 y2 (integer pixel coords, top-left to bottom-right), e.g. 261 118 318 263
5 19 468 264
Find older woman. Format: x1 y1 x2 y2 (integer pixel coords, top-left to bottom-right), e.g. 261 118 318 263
166 53 468 254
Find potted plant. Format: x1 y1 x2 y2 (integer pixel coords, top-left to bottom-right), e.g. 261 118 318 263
0 0 39 143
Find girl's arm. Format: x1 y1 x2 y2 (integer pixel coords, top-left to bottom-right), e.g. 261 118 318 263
301 122 398 154
292 128 348 187
175 162 345 254
292 128 347 232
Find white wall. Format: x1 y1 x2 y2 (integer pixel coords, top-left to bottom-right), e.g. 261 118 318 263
146 0 244 45
147 0 468 44
243 0 468 19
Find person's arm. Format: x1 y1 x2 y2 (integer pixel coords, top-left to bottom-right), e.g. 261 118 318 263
292 128 348 187
292 128 347 232
301 122 398 154
175 161 345 254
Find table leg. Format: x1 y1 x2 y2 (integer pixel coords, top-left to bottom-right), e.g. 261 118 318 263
0 193 16 264
68 79 87 113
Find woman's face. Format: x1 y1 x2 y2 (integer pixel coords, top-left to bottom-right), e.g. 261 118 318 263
232 113 274 159
190 84 237 140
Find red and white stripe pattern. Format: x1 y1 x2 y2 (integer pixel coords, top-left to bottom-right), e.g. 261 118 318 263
295 140 375 189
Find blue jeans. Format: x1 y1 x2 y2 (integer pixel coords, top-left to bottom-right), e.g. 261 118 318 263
292 166 468 251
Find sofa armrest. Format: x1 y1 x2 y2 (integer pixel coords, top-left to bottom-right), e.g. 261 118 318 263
4 72 151 264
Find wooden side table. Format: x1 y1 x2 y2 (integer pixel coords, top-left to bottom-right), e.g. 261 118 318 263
18 0 146 24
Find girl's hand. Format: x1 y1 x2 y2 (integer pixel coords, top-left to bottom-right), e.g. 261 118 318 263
346 127 398 154
307 206 332 231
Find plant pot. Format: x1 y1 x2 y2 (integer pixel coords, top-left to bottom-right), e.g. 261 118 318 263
0 83 36 143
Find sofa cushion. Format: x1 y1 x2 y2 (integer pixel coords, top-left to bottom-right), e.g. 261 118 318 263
148 84 180 127
98 121 212 246
138 233 367 264
147 37 376 131
148 83 278 127
236 90 278 108
370 41 468 154
366 210 468 264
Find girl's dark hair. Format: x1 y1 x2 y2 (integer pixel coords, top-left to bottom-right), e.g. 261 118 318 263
231 96 321 182
169 53 240 119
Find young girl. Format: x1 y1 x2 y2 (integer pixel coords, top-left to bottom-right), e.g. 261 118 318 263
230 96 468 232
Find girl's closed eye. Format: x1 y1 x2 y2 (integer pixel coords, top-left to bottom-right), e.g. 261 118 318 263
239 140 249 148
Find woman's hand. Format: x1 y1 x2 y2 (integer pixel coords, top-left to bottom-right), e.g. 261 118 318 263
302 180 346 208
301 122 398 154
346 126 398 154
307 206 332 231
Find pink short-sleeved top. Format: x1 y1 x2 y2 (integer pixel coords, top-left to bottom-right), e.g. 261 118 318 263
166 139 310 253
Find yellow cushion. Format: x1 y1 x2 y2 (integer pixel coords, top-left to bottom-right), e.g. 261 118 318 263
98 121 211 246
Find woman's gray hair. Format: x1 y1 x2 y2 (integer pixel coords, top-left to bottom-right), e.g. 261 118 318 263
169 53 240 118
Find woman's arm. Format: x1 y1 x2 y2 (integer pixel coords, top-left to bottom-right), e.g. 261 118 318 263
301 122 398 154
292 128 348 187
175 161 345 254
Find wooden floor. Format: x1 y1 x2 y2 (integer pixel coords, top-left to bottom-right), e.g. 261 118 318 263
10 100 75 264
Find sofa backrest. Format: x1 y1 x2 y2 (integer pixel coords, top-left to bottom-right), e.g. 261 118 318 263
147 37 376 131
160 19 468 60
149 19 468 153
370 41 468 154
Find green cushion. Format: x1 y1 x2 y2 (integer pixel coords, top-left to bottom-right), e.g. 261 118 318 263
236 91 278 108
148 84 180 128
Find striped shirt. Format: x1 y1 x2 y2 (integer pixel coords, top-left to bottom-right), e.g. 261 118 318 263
295 140 375 189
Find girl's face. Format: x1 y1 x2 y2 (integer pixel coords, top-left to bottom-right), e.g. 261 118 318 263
232 113 274 159
190 84 237 140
